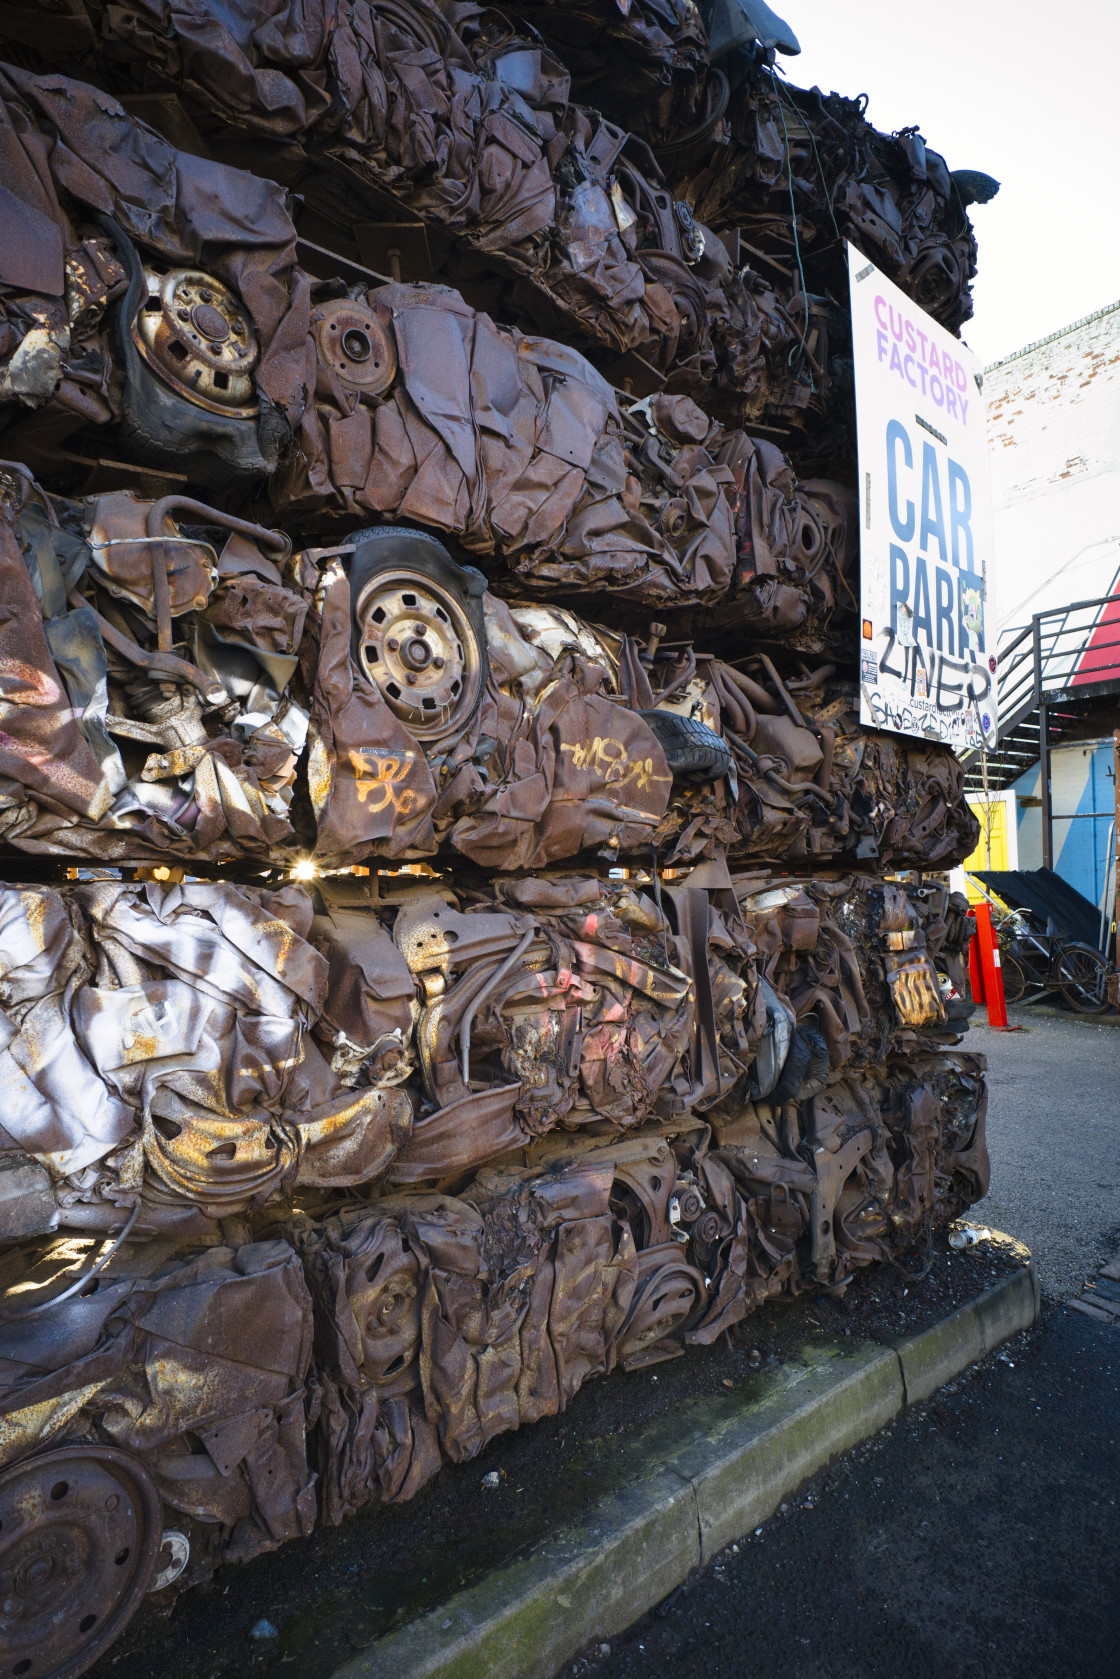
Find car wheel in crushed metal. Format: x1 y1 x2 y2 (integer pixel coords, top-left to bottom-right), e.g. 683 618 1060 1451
132 265 260 416
615 1245 708 1369
104 216 276 484
348 527 488 743
0 1444 163 1679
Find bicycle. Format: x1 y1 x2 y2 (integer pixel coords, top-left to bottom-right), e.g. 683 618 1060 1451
993 908 1113 1015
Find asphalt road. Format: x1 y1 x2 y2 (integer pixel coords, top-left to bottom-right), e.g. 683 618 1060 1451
575 1007 1120 1679
566 1306 1120 1679
973 1006 1120 1300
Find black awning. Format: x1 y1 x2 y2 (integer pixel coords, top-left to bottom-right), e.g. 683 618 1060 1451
971 867 1102 946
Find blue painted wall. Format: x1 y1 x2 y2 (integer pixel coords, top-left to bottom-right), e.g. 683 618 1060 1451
1014 739 1115 910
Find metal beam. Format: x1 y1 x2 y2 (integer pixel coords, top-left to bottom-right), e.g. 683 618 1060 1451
1040 699 1053 871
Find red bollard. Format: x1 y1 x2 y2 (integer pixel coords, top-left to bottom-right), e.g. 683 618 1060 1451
968 917 985 1006
967 903 1018 1030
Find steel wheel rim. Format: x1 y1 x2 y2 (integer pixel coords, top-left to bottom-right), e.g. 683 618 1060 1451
0 1445 163 1679
354 567 483 742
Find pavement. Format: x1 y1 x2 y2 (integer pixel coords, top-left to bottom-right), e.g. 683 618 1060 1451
572 1007 1120 1679
974 1005 1120 1300
562 1305 1119 1679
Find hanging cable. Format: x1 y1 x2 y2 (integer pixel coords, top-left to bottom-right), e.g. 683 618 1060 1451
771 70 842 245
5 1200 142 1318
771 72 815 392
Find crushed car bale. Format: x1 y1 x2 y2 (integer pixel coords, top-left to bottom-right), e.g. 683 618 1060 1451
0 2 996 1673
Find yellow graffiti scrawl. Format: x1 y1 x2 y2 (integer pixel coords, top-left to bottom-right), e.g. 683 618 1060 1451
560 736 669 796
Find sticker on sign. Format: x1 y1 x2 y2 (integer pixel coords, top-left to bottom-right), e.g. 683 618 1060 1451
847 243 997 752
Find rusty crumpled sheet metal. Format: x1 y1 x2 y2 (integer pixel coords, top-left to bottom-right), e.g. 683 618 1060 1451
0 63 307 460
0 459 976 870
87 1 681 356
65 4 819 412
0 1113 990 1546
0 1235 317 1567
0 465 975 871
0 0 983 426
664 66 980 348
513 0 712 150
0 878 413 1234
0 69 855 642
0 69 855 636
0 867 986 1559
0 42 763 432
0 42 965 462
1 308 845 650
0 869 976 1241
690 662 980 868
0 7 990 514
0 194 842 632
275 280 853 640
279 285 744 606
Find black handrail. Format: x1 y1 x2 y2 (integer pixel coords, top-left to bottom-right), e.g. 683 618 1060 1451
960 586 1120 769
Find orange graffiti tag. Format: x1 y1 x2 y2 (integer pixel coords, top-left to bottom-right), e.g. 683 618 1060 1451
346 749 421 818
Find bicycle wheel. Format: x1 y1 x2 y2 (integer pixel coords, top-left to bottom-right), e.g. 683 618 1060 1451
1056 942 1112 1013
997 949 1028 1005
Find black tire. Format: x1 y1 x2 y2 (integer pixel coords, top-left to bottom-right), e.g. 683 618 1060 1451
103 216 275 486
997 949 1028 1005
769 1023 810 1104
1057 942 1111 1014
638 709 733 780
771 1017 830 1104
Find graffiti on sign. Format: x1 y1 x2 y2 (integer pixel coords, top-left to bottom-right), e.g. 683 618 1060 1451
849 244 998 750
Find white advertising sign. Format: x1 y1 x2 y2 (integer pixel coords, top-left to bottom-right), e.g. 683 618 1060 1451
848 242 997 752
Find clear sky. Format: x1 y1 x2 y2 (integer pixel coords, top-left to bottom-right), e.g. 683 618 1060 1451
778 1 1120 366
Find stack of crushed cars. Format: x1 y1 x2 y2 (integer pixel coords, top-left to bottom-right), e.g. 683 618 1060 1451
0 2 993 1672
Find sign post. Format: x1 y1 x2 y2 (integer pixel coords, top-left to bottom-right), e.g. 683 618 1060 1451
848 244 997 752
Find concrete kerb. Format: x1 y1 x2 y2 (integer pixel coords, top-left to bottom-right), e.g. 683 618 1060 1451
1002 1004 1120 1030
888 1261 1038 1406
669 1341 903 1564
335 1466 701 1679
328 1264 1039 1679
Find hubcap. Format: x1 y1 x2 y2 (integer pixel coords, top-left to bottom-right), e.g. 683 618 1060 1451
190 302 231 343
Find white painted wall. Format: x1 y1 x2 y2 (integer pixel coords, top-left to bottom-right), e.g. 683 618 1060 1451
985 301 1120 639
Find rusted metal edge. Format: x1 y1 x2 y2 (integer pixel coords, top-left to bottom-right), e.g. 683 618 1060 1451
327 1260 1039 1679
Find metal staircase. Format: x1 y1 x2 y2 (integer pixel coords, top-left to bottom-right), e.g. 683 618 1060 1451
959 589 1120 865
